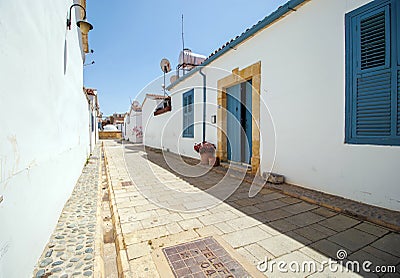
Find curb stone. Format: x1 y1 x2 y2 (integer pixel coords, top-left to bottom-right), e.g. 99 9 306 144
94 147 105 278
102 143 132 278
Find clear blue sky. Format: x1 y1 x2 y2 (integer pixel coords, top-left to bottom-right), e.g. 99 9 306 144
84 0 287 116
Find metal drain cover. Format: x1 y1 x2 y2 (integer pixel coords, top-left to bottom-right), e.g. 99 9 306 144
163 237 249 277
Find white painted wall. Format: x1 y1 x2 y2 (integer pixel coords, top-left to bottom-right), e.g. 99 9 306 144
88 94 99 152
0 0 90 277
163 0 400 211
142 89 218 158
125 112 143 143
142 98 164 148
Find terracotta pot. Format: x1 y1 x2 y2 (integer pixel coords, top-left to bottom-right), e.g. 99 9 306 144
200 153 209 165
208 156 216 166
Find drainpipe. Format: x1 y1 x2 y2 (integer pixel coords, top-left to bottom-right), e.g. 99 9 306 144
199 67 206 142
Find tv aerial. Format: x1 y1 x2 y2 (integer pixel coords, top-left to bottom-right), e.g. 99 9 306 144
160 58 171 96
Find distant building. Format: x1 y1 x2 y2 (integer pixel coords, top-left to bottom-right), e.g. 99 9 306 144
113 113 126 132
141 94 170 149
102 113 125 132
84 87 100 152
124 101 143 143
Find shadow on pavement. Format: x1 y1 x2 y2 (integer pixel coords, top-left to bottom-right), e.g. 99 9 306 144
121 140 400 277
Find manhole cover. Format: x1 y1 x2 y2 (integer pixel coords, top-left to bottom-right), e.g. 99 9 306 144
121 181 133 186
163 237 249 277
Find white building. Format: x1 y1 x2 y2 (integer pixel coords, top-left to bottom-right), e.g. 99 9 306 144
85 88 100 152
0 0 94 277
124 101 143 143
142 94 171 149
145 0 400 211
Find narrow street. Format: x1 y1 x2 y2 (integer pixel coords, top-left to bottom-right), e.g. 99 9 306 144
3 1 400 277
102 140 400 277
30 140 400 277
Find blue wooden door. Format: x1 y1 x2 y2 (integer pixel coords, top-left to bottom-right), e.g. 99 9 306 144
243 81 252 164
226 81 252 164
227 84 241 162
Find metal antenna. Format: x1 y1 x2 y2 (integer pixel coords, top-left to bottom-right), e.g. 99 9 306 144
181 14 185 75
181 14 185 53
163 70 166 97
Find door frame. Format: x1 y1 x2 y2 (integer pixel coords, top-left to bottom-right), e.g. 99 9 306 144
217 61 261 174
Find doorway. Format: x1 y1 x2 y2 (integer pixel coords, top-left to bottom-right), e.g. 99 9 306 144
216 61 261 175
226 81 252 164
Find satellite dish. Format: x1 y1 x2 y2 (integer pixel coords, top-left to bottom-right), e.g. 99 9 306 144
160 58 171 73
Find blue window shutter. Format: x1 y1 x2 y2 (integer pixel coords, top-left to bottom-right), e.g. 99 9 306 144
397 0 400 137
187 93 194 137
397 70 400 135
182 89 194 138
354 6 391 138
346 0 400 145
183 93 188 136
353 72 392 137
359 8 390 71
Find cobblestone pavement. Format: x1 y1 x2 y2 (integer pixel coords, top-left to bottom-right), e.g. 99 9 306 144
104 140 400 278
33 145 101 278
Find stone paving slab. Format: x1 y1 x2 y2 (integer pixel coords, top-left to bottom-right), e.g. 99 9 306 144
212 165 400 231
33 146 101 278
328 228 378 252
104 141 400 278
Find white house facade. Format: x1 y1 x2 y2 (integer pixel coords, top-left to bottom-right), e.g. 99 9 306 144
143 0 400 211
0 0 93 277
85 88 100 152
142 94 171 149
124 102 143 143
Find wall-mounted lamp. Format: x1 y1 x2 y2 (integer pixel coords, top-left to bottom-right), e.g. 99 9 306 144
67 4 93 35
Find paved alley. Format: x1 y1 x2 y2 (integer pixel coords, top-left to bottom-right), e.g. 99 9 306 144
104 140 400 278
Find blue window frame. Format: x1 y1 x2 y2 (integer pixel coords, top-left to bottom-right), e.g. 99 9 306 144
182 89 194 138
345 0 400 145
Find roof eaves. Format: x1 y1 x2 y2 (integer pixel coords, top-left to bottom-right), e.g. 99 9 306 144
142 93 165 107
167 0 308 90
145 93 168 99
